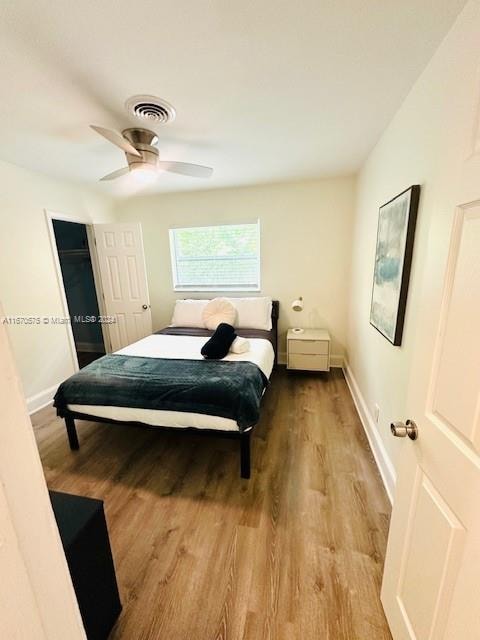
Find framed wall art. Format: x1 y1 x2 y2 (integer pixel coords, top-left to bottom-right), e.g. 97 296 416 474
370 185 420 346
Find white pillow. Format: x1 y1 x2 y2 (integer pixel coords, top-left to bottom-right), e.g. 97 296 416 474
202 298 236 331
226 297 273 331
230 336 250 354
171 299 210 327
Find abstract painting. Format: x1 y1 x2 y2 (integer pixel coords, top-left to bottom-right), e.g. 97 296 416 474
370 185 420 345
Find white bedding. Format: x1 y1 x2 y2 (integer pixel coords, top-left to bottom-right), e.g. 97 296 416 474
68 334 274 432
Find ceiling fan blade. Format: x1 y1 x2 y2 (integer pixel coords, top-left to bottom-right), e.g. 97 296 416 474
99 167 130 181
90 125 141 157
157 160 213 178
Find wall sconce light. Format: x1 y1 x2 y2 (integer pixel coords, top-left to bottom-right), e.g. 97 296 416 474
291 296 304 333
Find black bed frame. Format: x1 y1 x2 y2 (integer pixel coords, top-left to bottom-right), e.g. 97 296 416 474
62 301 279 479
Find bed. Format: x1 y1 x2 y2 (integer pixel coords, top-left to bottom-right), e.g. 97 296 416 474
54 300 279 478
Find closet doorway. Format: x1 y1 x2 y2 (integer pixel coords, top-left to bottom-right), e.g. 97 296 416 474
51 219 106 368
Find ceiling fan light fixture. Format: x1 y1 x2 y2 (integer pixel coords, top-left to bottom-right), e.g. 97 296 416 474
130 163 158 184
91 124 213 182
131 162 156 172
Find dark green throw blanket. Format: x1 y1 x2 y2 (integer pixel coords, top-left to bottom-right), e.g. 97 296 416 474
54 355 268 431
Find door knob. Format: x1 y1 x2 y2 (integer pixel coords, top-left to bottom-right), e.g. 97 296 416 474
142 304 149 310
390 419 418 441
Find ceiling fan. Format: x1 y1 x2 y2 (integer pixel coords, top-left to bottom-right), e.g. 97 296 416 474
90 125 213 181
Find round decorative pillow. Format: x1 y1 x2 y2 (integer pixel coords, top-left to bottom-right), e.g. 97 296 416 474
202 297 236 331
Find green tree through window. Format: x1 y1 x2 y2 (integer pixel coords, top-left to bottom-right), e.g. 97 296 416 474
169 222 260 290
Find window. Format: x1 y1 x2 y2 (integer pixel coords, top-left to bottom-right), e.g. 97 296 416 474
169 221 260 291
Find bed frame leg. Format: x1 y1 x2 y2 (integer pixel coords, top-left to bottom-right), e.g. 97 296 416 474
240 432 251 479
65 416 79 450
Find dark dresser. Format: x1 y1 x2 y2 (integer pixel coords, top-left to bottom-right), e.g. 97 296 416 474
50 490 122 640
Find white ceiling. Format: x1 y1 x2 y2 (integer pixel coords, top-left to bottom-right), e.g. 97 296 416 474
0 0 466 196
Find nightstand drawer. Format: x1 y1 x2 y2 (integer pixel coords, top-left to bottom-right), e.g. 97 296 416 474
289 339 329 356
288 354 330 371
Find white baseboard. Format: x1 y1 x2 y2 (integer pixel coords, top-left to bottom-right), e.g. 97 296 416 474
27 384 57 414
343 363 396 503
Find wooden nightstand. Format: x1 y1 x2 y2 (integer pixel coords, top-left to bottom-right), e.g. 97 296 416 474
287 328 331 372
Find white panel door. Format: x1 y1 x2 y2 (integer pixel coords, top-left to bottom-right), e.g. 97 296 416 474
0 304 86 639
381 26 480 640
94 223 152 351
382 204 480 639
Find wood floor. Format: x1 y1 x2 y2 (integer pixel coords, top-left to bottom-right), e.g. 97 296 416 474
32 367 392 640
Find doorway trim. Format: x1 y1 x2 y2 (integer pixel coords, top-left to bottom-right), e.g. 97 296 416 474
44 210 109 375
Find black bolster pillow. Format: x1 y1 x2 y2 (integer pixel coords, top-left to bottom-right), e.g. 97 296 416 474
201 323 236 360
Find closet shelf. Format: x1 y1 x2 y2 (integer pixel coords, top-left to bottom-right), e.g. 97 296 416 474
58 249 90 257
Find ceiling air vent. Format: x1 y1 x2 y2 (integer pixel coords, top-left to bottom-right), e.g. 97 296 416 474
125 95 176 124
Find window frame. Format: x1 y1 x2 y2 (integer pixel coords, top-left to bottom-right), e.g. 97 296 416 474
169 220 261 292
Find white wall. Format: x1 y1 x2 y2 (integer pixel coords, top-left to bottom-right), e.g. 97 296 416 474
346 0 479 490
114 177 356 363
0 305 86 640
0 159 114 408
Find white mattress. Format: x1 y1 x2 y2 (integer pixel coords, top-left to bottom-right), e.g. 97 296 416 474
68 334 274 432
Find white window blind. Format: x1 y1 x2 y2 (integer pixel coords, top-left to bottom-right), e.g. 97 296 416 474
169 222 260 291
